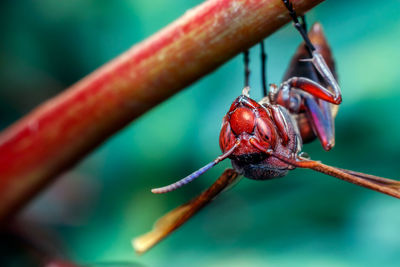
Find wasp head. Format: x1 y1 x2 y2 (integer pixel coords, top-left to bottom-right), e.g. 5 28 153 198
219 95 277 158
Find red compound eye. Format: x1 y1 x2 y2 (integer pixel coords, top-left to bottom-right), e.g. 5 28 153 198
219 116 236 153
255 116 276 149
229 107 256 135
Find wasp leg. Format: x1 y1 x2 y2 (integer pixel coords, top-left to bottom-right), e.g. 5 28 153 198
303 95 335 151
260 40 268 97
269 105 290 145
281 0 315 55
305 50 341 103
270 78 337 149
300 15 307 32
281 0 341 104
244 50 250 88
283 77 341 105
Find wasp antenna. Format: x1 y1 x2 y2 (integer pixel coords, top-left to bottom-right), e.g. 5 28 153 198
151 142 240 194
151 161 217 194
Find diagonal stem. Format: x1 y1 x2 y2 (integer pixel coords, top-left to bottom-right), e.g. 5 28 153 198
0 0 324 221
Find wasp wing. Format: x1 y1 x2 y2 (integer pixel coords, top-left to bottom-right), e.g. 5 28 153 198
268 152 400 199
133 168 240 254
305 160 400 198
338 167 400 190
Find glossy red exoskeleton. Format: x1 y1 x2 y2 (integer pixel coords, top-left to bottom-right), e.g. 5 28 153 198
134 0 400 254
219 93 301 180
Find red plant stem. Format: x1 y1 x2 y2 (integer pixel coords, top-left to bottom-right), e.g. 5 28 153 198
0 0 323 221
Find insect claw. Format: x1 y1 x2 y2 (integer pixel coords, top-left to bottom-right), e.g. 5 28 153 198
298 58 313 62
266 148 274 155
298 151 310 159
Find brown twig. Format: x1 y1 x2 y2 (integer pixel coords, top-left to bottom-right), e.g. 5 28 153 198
0 0 324 221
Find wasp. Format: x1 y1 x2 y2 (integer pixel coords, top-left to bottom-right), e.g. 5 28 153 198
133 0 400 254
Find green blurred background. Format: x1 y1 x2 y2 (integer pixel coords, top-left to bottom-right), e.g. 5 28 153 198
1 0 400 266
